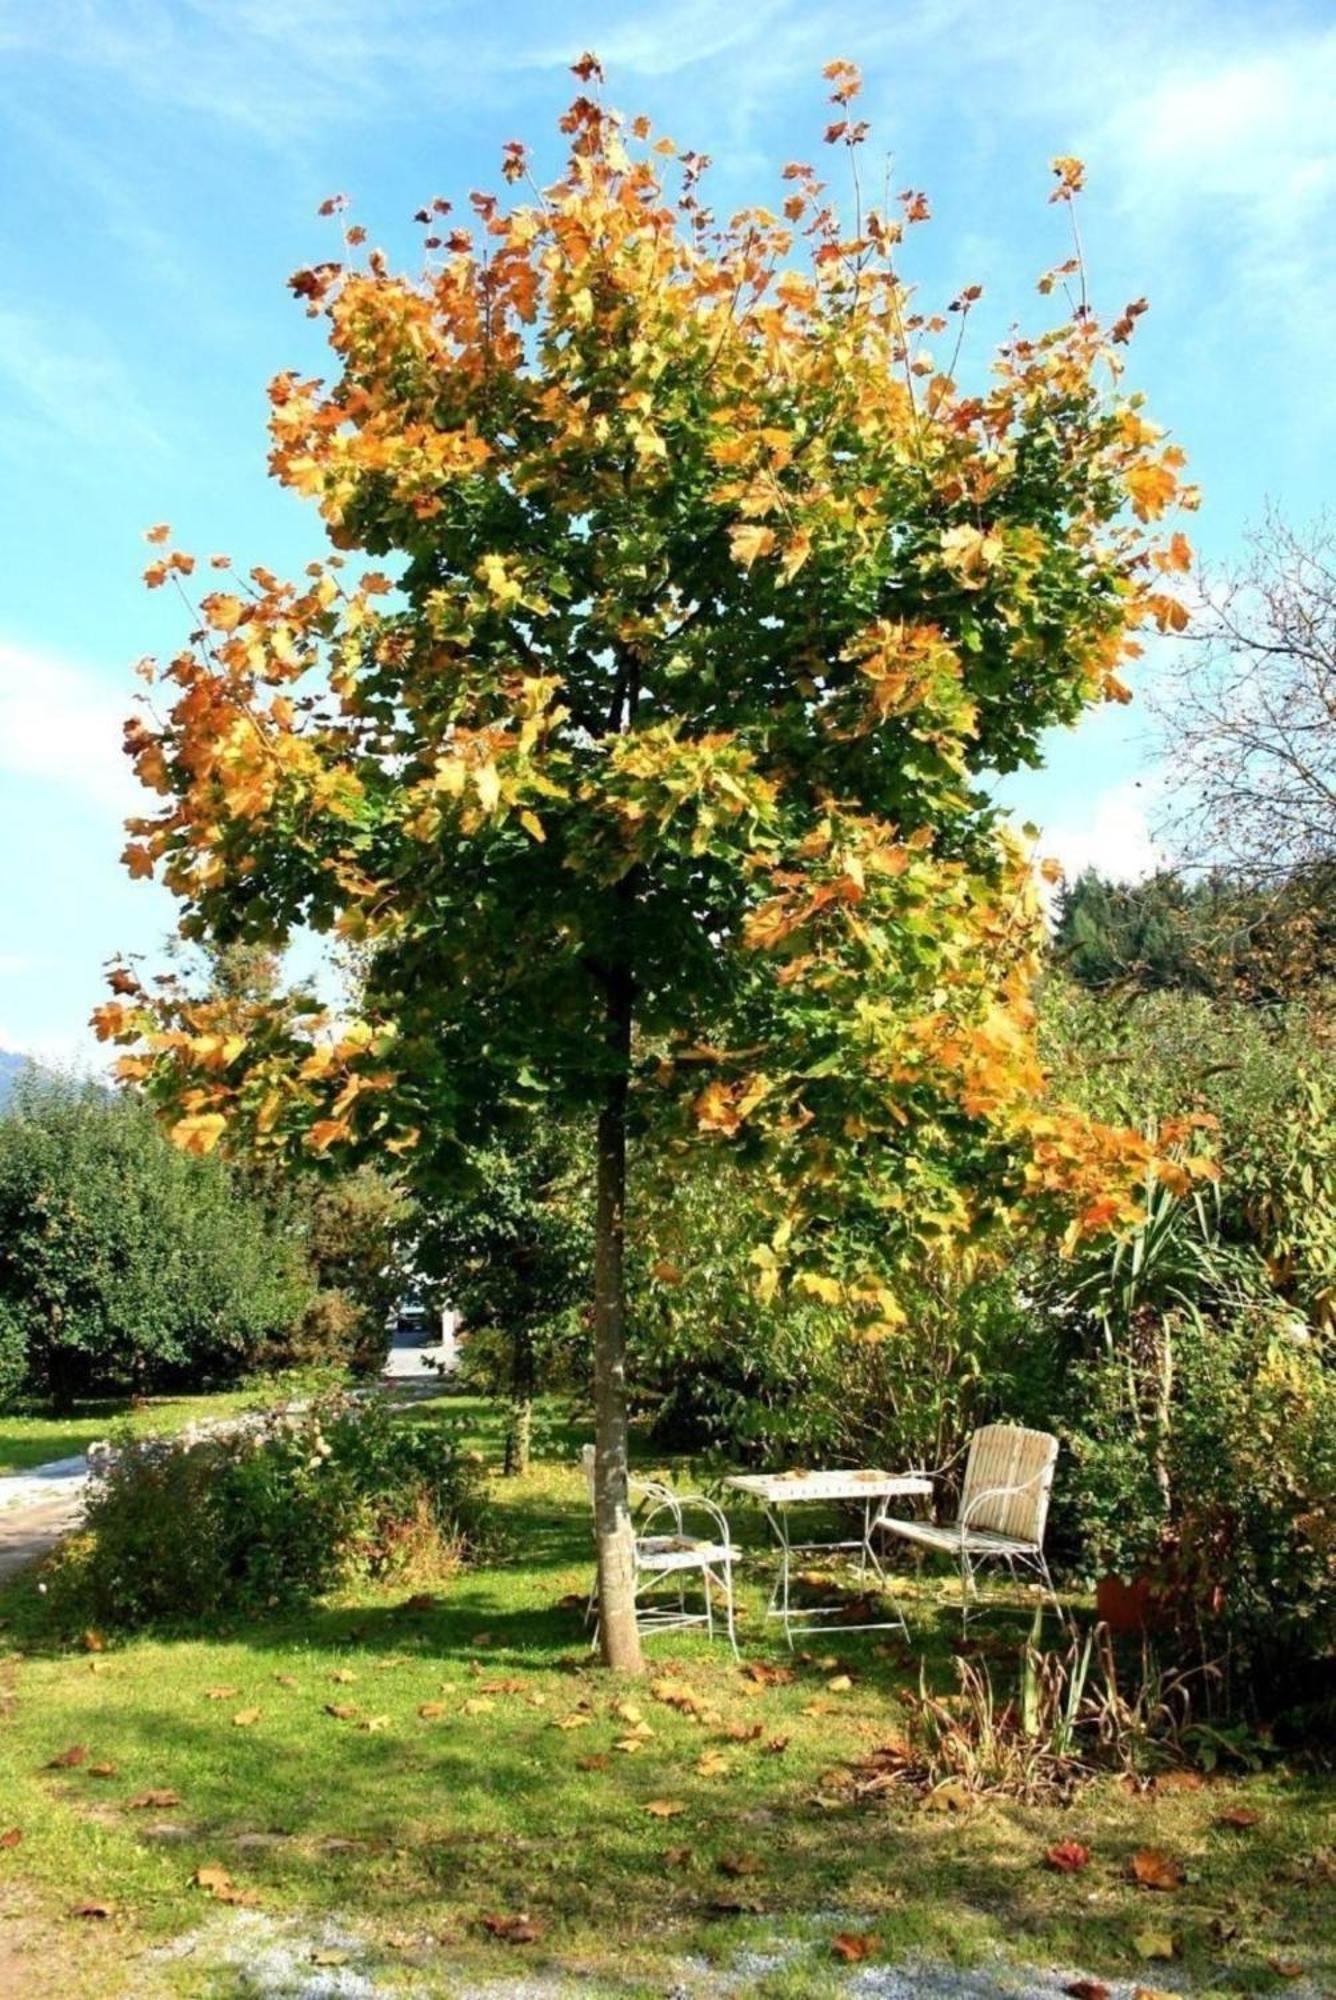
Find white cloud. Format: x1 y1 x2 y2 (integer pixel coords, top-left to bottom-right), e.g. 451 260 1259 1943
0 639 142 813
0 311 166 462
1098 31 1336 303
1037 782 1163 887
0 1019 110 1076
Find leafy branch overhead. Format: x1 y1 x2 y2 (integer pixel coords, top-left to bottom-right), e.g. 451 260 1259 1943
98 56 1199 1318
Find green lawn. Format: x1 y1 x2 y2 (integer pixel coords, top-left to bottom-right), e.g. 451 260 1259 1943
0 1394 1331 1998
0 1386 292 1478
0 1367 349 1478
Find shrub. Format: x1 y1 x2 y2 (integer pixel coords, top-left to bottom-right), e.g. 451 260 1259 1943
301 1168 414 1377
629 1148 1053 1474
47 1393 492 1628
0 1074 311 1407
0 1299 25 1410
1059 1304 1336 1716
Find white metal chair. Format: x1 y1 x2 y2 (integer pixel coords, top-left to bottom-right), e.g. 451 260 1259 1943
581 1445 739 1657
871 1424 1061 1630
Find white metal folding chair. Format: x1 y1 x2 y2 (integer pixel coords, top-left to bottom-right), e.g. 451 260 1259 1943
581 1445 738 1657
871 1423 1062 1630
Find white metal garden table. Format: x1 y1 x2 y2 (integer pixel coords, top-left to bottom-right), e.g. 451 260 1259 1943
724 1468 933 1646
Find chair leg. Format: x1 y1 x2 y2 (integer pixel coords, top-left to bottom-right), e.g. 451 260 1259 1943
722 1561 739 1660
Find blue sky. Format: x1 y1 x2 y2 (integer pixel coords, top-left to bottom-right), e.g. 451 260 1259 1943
1 0 1333 1067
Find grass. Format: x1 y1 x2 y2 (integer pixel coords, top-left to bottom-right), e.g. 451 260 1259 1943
0 1392 1332 1998
0 1385 303 1479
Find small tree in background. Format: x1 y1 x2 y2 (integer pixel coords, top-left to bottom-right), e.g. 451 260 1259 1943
0 1076 309 1410
97 61 1193 1667
421 1124 592 1474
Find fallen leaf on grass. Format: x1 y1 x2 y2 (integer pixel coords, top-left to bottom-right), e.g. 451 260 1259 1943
0 1829 21 1849
832 1932 881 1962
718 1852 763 1878
1131 1849 1185 1892
202 1687 238 1702
127 1790 181 1810
552 1712 592 1731
47 1745 88 1769
826 1674 853 1693
481 1912 542 1943
329 1670 356 1684
399 1592 438 1613
1268 1960 1304 1980
1062 1982 1109 2000
273 1673 299 1689
1045 1840 1092 1874
193 1864 258 1907
922 1779 972 1813
644 1799 685 1819
69 1901 113 1920
1152 1769 1203 1793
766 1735 790 1755
664 1845 693 1868
1214 1807 1261 1829
357 1715 390 1733
310 1948 349 1967
612 1699 643 1725
461 1698 494 1717
1132 1929 1177 1961
87 1763 118 1779
742 1662 793 1687
614 1736 650 1755
418 1702 447 1720
696 1751 730 1778
709 1893 765 1916
232 1709 262 1727
324 1703 359 1721
575 1753 609 1772
724 1721 763 1743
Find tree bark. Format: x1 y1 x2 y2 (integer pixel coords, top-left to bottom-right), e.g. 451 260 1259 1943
591 956 643 1673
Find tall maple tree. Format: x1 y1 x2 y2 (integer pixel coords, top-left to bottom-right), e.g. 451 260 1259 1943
99 59 1194 1668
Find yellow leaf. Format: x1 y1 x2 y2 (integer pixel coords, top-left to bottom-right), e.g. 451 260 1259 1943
171 1113 226 1156
730 523 776 569
308 1119 350 1152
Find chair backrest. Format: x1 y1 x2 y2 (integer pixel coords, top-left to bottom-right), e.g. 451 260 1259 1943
960 1424 1058 1545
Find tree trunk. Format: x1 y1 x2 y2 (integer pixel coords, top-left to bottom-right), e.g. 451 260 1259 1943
591 957 643 1673
503 1329 535 1478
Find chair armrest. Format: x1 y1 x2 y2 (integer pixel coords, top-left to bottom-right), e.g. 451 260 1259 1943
634 1483 685 1538
665 1492 733 1552
959 1470 1047 1533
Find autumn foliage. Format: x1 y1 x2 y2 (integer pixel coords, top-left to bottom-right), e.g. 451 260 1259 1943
99 57 1197 1662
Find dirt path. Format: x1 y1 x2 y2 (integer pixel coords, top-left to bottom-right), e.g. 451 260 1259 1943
0 1490 84 1582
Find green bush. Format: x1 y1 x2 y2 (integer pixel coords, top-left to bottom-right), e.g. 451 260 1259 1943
0 1299 25 1409
628 1149 1054 1473
0 1075 311 1408
46 1394 492 1628
1058 1304 1335 1713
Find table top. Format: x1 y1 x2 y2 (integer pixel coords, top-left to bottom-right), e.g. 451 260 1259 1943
724 1469 934 1505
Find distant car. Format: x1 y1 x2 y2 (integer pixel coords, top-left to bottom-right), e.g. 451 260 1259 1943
395 1298 431 1335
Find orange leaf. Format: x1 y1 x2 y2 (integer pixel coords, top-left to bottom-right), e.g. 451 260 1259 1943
1130 1848 1185 1892
1045 1840 1091 1874
832 1931 881 1962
